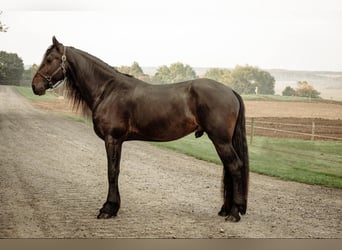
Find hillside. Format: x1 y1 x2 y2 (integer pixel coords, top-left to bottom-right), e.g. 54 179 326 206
268 69 342 101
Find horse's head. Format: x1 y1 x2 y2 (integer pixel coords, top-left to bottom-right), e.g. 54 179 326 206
32 36 67 95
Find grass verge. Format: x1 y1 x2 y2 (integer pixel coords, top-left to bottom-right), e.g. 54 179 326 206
15 86 59 100
152 135 342 189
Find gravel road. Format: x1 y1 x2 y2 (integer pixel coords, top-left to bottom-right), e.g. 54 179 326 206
0 85 341 238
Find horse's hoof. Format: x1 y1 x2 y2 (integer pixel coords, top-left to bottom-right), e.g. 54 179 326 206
218 209 228 217
97 201 120 219
97 211 116 219
225 214 241 222
218 204 231 217
238 204 247 215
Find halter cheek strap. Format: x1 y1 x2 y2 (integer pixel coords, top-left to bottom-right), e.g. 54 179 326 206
37 46 67 89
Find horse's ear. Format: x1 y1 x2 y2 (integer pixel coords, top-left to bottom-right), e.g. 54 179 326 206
52 36 60 46
52 36 63 52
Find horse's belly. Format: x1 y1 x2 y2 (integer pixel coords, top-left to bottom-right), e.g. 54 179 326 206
130 117 198 142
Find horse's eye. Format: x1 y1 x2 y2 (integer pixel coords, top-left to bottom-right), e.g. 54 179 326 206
46 57 53 64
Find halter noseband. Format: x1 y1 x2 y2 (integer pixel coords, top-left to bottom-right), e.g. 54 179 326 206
37 46 67 89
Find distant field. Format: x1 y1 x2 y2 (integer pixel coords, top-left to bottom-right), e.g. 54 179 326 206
244 99 342 119
242 94 321 102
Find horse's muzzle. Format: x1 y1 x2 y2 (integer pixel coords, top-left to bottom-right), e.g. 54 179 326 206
32 82 47 96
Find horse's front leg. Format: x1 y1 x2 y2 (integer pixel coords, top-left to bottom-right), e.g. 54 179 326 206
97 135 122 219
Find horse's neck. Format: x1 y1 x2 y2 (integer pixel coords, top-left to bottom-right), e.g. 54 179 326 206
67 48 115 109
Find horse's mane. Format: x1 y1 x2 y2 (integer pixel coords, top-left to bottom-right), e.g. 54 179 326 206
64 78 92 118
63 47 133 117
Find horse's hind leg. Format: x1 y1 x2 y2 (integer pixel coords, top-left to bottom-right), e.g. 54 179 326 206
212 140 245 222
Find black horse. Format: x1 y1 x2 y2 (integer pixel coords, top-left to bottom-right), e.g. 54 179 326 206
32 37 249 222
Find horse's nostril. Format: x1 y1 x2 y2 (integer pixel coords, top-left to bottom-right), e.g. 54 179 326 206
32 84 43 95
32 85 39 94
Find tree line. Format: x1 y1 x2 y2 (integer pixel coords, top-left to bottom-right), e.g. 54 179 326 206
0 51 24 85
117 62 321 98
282 81 321 98
116 62 276 95
0 50 321 98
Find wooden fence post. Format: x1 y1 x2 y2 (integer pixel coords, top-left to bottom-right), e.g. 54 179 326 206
311 121 315 141
250 117 255 145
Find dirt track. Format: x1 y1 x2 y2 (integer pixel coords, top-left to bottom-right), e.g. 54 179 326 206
0 85 341 238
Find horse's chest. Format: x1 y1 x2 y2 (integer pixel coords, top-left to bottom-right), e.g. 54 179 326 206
92 106 128 139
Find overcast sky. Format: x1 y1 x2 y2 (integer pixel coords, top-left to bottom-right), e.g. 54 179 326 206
1 0 342 71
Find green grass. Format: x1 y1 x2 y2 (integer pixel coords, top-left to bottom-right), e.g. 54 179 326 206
15 86 58 100
62 114 92 124
153 135 342 189
15 86 92 124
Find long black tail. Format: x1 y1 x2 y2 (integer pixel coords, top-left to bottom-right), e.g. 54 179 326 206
232 90 249 214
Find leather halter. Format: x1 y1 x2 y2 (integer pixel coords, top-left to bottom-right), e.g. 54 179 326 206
37 46 67 89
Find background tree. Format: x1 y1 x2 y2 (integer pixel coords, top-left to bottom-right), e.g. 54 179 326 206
0 51 24 85
230 65 275 95
255 70 275 95
282 86 296 96
20 64 38 86
116 65 131 75
0 11 9 32
152 65 171 83
204 65 275 95
130 61 144 76
230 65 257 94
116 61 150 81
204 68 232 85
151 62 197 84
295 81 320 98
